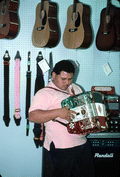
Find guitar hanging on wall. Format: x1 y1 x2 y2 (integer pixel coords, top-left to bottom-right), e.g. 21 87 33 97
32 0 60 48
0 0 19 39
96 0 117 51
113 0 120 51
63 0 92 49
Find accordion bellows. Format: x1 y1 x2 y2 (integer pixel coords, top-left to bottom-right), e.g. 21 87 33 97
61 91 108 134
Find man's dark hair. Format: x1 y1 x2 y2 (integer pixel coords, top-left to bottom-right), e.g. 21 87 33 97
52 60 75 75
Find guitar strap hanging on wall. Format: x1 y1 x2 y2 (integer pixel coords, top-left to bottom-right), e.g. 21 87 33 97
13 51 21 126
33 51 45 148
48 52 53 82
3 50 10 127
25 51 31 136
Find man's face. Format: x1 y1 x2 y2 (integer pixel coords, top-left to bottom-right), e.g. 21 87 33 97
52 71 74 90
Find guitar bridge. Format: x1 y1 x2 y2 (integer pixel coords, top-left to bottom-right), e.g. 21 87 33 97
0 24 6 28
102 31 110 35
69 28 77 32
37 27 44 31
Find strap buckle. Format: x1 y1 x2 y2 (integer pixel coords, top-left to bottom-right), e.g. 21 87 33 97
15 108 20 113
3 61 10 65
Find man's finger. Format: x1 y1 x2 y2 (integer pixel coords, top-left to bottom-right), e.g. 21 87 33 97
70 110 77 115
65 105 69 109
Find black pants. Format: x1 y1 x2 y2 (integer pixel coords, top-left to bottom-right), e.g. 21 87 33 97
42 140 95 177
42 141 95 177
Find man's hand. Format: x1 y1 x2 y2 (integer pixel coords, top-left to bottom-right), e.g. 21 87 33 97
58 105 77 122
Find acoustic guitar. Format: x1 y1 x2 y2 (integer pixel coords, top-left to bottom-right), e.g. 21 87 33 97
32 0 60 48
63 0 92 49
96 0 116 51
113 1 120 51
0 0 19 39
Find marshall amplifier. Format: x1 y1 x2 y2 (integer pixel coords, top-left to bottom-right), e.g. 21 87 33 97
87 133 120 177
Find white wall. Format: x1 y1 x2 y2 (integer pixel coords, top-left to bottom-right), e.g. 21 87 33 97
0 0 120 176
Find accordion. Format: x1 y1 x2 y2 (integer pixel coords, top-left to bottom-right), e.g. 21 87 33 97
61 91 108 135
91 86 120 132
91 86 119 117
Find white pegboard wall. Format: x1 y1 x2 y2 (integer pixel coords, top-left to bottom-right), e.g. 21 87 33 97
0 0 120 132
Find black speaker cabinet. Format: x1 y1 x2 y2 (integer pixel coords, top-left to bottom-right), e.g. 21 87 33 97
87 133 120 177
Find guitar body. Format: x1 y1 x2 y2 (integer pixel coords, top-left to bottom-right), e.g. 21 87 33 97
0 0 19 39
96 5 116 51
32 1 59 48
63 3 92 49
114 6 120 51
81 4 92 48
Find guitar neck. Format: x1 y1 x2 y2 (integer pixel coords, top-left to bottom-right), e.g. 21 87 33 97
73 0 78 13
106 0 111 15
41 0 49 11
2 0 6 6
41 0 44 11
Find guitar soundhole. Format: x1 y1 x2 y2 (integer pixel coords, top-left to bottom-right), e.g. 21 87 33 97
1 5 7 15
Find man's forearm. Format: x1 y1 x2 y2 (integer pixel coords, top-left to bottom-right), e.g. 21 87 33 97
29 109 61 123
29 106 76 123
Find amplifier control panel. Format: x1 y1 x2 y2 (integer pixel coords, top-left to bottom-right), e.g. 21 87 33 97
89 138 120 147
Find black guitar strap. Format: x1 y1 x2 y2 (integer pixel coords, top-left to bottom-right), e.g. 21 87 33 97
34 52 44 93
25 52 31 136
3 51 10 127
33 52 45 148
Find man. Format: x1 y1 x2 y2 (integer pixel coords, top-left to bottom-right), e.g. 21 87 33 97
29 60 95 177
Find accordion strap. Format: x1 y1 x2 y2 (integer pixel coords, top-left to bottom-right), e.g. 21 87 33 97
46 86 76 127
52 119 67 127
46 86 74 96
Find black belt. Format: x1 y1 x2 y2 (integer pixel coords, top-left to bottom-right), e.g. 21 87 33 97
3 50 10 127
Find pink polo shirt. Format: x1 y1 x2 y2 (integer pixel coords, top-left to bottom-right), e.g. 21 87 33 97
29 81 87 150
